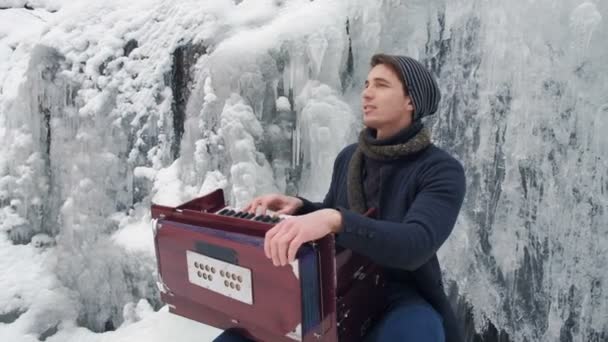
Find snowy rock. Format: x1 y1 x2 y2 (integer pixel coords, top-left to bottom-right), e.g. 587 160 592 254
31 233 54 248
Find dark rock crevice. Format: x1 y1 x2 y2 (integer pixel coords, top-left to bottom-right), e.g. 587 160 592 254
0 308 25 324
39 324 58 341
168 42 207 159
340 18 355 93
448 281 512 342
0 3 58 13
123 39 138 57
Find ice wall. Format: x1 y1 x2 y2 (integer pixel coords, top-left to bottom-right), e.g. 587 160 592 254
0 0 606 341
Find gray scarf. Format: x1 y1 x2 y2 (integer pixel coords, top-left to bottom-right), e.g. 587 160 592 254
347 126 432 213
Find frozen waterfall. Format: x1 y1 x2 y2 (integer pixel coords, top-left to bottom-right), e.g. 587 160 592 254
0 0 606 341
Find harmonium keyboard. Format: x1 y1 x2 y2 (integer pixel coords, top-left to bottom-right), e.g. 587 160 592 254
151 189 388 341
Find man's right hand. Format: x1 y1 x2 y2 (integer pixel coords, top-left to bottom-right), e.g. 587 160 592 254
243 194 303 216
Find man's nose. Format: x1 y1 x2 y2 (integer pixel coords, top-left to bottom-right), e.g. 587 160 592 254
362 87 373 100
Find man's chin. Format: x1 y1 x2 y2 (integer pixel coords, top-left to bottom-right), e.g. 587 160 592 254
363 118 381 129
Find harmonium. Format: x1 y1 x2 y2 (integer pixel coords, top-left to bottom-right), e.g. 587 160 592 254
151 189 388 341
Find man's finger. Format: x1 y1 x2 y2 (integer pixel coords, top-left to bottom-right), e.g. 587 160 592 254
287 236 302 264
242 201 253 212
270 231 285 266
258 204 267 215
254 201 264 214
278 229 297 266
270 223 293 266
264 225 280 258
269 225 288 266
277 206 293 215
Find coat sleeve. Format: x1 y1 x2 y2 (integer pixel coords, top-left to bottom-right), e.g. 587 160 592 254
335 158 466 271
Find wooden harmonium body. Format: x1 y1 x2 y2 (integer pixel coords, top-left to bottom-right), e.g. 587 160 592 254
151 189 387 342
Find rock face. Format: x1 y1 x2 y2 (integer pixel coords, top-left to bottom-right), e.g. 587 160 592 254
0 1 606 340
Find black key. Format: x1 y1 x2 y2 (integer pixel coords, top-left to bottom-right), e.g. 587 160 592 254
271 217 281 223
218 208 230 215
245 213 256 219
226 210 236 216
261 215 273 223
235 212 247 218
253 215 264 221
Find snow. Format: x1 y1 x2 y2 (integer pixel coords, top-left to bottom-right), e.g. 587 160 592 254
37 306 221 342
276 96 291 112
0 1 354 339
0 9 49 101
0 0 607 341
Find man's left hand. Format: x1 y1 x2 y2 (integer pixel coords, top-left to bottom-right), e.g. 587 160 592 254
264 209 343 266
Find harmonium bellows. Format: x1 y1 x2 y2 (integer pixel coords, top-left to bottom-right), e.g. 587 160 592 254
151 189 388 342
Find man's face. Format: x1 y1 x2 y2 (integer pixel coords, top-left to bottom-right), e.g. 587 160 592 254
361 64 414 133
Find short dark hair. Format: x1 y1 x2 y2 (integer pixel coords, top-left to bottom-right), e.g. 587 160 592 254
370 53 409 96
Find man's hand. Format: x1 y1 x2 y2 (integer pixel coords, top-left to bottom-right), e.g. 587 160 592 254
264 209 343 266
243 194 303 216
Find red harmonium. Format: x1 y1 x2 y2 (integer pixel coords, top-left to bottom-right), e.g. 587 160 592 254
151 189 388 342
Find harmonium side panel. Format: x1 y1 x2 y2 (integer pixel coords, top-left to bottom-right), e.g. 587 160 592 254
334 249 389 342
155 220 322 342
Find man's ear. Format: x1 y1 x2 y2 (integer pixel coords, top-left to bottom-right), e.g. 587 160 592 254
404 96 414 112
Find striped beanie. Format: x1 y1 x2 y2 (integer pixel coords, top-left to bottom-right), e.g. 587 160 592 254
374 54 441 121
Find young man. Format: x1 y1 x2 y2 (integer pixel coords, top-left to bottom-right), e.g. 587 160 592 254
215 54 466 342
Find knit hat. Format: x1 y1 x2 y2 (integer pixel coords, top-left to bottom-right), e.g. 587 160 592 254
380 55 441 121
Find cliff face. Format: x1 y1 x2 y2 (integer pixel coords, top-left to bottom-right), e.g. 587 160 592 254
0 1 606 341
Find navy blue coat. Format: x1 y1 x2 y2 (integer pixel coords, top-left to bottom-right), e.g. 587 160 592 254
297 142 466 342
